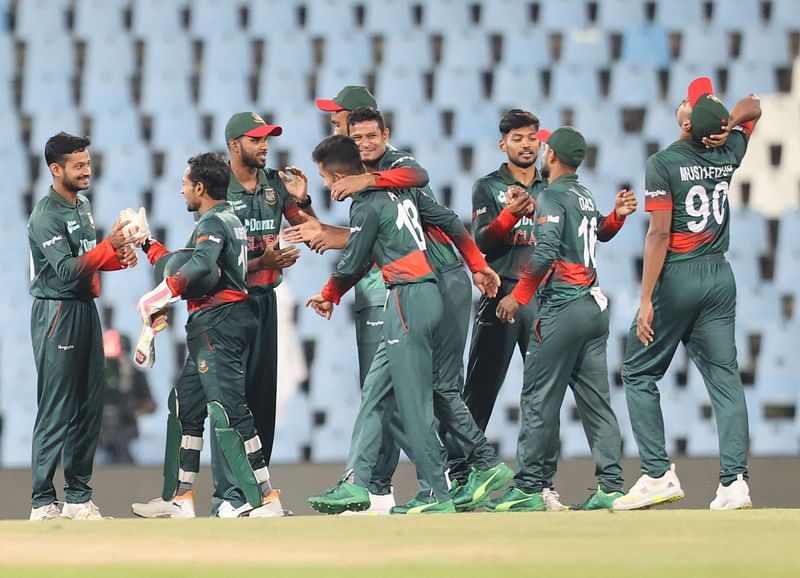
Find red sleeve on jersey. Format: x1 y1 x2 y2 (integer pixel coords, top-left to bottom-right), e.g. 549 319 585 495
450 233 488 273
482 207 521 242
165 275 182 297
373 167 427 188
598 210 625 239
284 197 300 219
644 195 673 212
77 238 118 272
510 274 539 305
739 120 755 137
320 275 357 305
145 240 170 265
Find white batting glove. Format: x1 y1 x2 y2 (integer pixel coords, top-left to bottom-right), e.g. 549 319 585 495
134 312 168 368
119 207 151 246
137 279 179 322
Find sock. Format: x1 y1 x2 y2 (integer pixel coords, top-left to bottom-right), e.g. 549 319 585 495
176 482 193 496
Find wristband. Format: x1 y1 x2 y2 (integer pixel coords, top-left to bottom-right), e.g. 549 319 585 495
296 195 312 209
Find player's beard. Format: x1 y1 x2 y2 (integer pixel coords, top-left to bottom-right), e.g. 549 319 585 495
241 148 267 170
508 152 536 170
63 175 89 193
540 161 550 180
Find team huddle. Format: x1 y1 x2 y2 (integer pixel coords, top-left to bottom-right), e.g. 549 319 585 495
26 76 761 520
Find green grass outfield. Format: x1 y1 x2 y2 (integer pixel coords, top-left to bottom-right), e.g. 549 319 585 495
0 510 797 577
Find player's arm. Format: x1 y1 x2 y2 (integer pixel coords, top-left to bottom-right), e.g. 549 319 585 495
282 215 352 253
165 218 225 297
280 166 317 224
472 181 530 252
319 203 380 305
597 188 638 242
330 155 429 200
31 214 130 281
702 94 762 149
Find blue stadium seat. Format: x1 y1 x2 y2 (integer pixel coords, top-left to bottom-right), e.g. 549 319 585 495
451 104 503 146
199 70 253 116
320 32 373 76
14 0 69 40
247 0 301 35
771 0 800 30
258 69 310 109
189 0 242 38
479 0 532 34
492 66 546 111
737 27 790 68
363 0 415 32
608 63 660 107
538 0 589 31
389 106 444 149
380 30 434 74
676 28 730 68
304 0 358 35
725 62 777 103
560 28 611 69
89 109 142 150
708 0 762 30
420 0 472 33
29 109 82 152
620 24 671 67
549 65 602 106
130 0 184 39
440 29 491 70
73 0 127 38
595 0 647 30
498 27 551 69
374 68 427 109
650 0 706 30
149 106 205 150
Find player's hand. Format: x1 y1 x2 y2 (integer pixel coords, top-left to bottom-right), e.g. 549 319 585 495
473 266 501 298
702 127 730 149
306 294 334 319
116 245 138 268
282 215 322 244
108 216 134 249
636 299 655 346
330 173 377 201
308 233 333 254
507 189 534 218
258 240 300 270
614 189 638 218
279 166 309 203
496 295 520 324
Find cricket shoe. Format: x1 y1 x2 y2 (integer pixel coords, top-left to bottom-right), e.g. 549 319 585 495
391 494 455 515
485 487 546 512
453 462 515 511
709 475 752 510
339 490 395 516
30 502 62 521
389 490 434 514
571 487 624 511
61 500 103 520
308 480 370 515
131 492 196 519
542 488 569 512
249 489 293 518
217 500 255 518
613 463 684 510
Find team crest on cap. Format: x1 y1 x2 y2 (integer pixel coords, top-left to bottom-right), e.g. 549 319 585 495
263 188 278 205
198 358 208 373
251 113 266 125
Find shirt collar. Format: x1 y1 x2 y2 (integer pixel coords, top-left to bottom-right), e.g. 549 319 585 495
228 167 269 194
498 163 543 189
48 187 80 208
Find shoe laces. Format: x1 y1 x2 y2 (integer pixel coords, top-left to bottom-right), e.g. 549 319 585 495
74 501 101 519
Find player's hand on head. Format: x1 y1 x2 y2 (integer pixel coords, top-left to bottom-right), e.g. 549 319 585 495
116 245 138 268
108 216 134 249
330 173 376 201
495 295 520 324
473 266 501 298
636 299 655 346
305 294 333 319
614 189 638 218
279 166 309 201
258 240 301 270
702 127 730 149
282 218 322 244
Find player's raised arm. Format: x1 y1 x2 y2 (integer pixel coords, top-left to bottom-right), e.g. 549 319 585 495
597 188 637 242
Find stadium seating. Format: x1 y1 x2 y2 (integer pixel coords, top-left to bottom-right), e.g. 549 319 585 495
1 0 799 468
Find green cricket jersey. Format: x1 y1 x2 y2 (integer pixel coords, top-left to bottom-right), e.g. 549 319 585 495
322 187 486 304
644 128 749 263
472 164 546 280
227 168 300 292
28 188 124 300
511 173 625 312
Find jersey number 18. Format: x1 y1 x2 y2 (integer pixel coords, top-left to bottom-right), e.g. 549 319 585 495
395 199 427 251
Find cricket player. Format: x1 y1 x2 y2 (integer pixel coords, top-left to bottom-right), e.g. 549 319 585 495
134 153 282 518
492 126 637 512
614 78 762 511
289 109 514 513
305 135 500 514
28 132 138 521
451 110 547 485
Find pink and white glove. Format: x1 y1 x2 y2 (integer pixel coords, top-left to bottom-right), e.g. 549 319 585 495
137 279 179 321
119 207 151 246
134 312 168 368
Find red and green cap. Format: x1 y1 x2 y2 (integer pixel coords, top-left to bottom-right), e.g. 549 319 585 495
687 77 729 142
315 85 377 112
544 126 586 168
225 112 283 142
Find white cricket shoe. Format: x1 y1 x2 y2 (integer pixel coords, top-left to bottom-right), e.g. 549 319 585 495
339 490 395 516
132 491 196 519
61 500 103 520
216 500 255 518
30 502 61 521
613 463 685 510
709 475 752 510
542 488 569 512
249 489 292 518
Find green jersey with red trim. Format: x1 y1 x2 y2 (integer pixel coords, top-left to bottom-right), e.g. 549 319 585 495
28 188 125 300
644 128 749 263
322 186 486 305
511 173 625 312
227 168 300 292
472 163 546 280
166 203 249 320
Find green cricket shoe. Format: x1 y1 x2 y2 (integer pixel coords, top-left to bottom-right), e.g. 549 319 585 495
390 490 434 515
454 462 515 511
308 480 370 515
391 492 456 515
571 487 624 511
485 487 546 512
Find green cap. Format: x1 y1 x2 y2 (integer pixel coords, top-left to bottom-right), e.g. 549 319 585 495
225 112 283 142
690 94 730 142
315 85 377 112
544 126 586 168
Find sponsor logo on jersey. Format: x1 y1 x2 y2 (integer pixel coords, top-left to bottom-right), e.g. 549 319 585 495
234 226 247 240
42 235 63 248
244 218 275 232
350 225 362 233
475 207 487 216
208 235 222 244
67 220 79 234
57 344 74 351
537 215 560 224
387 338 400 345
198 358 208 373
678 165 734 182
263 188 278 205
390 156 415 168
79 238 97 255
366 320 384 327
645 189 670 198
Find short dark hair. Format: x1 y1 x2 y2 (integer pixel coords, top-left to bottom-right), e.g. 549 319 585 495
347 107 385 132
187 152 230 200
45 132 91 166
312 135 364 175
499 109 540 136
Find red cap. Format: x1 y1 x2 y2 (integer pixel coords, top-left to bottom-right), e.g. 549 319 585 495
688 77 715 107
315 98 345 112
536 128 551 143
243 124 283 137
